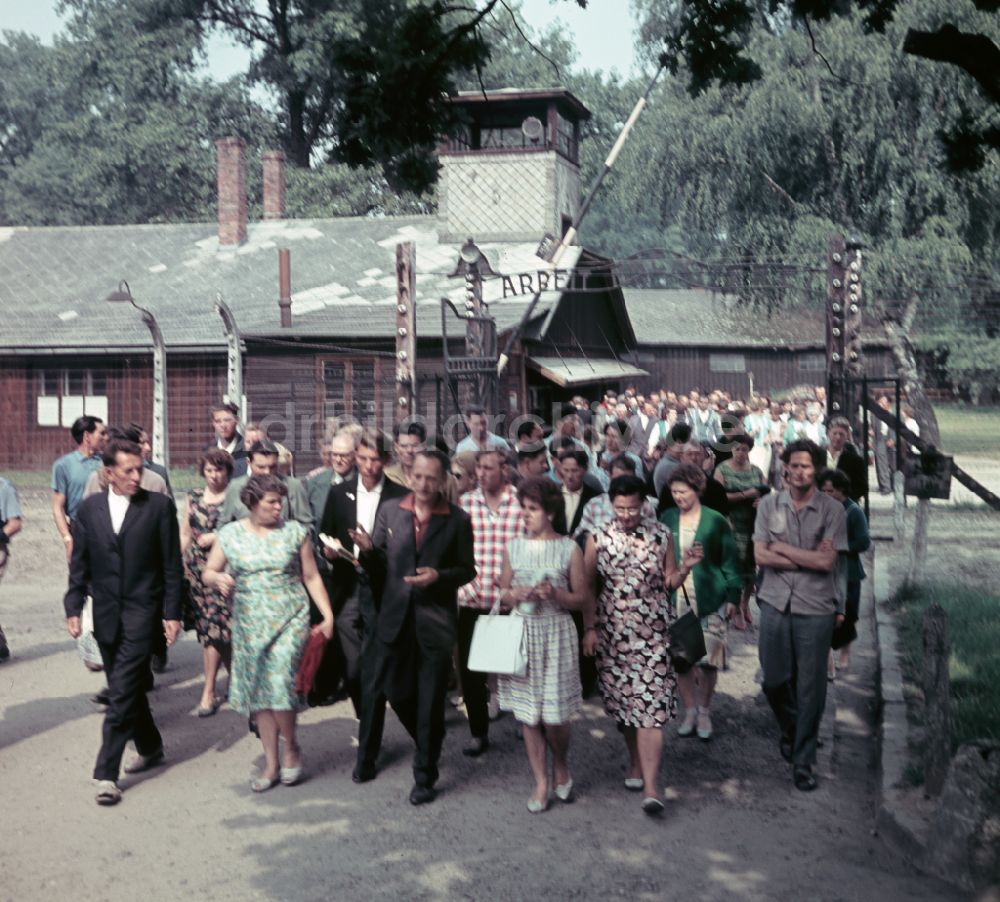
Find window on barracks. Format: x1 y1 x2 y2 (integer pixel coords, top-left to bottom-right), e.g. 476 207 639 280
322 359 380 425
799 352 826 372
37 368 109 427
708 353 746 373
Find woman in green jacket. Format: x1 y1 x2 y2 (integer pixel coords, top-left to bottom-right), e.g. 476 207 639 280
661 464 742 741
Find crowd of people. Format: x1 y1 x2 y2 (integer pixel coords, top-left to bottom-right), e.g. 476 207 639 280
0 383 880 812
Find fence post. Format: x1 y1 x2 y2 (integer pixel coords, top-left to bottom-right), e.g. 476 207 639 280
395 242 417 429
922 602 951 797
893 470 906 543
908 496 930 583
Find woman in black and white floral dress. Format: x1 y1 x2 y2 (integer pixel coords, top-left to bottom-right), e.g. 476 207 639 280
584 474 676 815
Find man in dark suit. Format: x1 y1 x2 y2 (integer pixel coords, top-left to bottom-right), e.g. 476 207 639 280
826 417 868 503
318 430 407 735
552 445 602 696
353 448 475 805
305 429 359 705
552 447 603 538
205 401 248 478
64 438 183 806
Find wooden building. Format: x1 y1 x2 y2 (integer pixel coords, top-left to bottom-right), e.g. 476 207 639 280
622 289 893 399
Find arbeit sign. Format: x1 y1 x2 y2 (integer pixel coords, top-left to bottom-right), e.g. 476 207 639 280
500 269 572 298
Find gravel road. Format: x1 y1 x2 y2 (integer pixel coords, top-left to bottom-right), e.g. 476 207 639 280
0 488 962 901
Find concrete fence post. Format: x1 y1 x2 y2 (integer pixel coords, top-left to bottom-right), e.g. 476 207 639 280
908 497 930 584
893 470 906 543
922 602 951 797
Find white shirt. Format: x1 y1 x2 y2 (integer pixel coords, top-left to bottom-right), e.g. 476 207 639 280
107 490 131 534
218 437 238 455
648 419 668 456
562 486 582 529
354 477 384 557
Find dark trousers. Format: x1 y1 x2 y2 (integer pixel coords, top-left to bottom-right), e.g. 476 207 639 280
311 571 342 701
758 602 835 768
365 623 452 788
456 607 490 739
355 576 387 772
94 635 162 781
571 610 598 698
336 578 371 717
151 621 166 659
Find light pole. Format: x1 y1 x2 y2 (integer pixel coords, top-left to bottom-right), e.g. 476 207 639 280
107 280 169 467
215 294 243 411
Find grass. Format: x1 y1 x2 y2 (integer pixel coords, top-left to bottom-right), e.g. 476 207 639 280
890 581 1000 750
933 404 1000 457
0 467 203 493
0 470 55 490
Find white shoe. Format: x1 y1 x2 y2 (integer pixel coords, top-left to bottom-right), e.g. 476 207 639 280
696 707 713 741
677 707 697 737
487 693 501 721
95 779 122 806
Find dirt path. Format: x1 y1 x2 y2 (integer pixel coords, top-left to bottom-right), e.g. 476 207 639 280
0 491 961 901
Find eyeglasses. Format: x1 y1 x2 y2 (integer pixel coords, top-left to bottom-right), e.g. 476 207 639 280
331 452 353 459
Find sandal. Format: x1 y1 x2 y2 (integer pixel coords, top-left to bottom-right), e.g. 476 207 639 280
281 746 304 785
196 698 220 717
250 773 279 793
641 797 665 815
95 779 122 806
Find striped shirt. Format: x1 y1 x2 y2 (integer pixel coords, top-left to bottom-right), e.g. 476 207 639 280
458 484 523 611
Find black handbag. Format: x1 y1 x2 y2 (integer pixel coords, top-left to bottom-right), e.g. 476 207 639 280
830 617 857 650
667 586 706 674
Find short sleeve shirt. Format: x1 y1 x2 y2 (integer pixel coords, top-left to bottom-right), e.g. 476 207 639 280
51 450 102 520
454 432 512 455
0 478 22 528
753 488 848 615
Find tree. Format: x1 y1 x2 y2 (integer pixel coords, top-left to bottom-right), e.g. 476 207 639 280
0 33 56 174
178 0 588 192
0 0 273 225
178 0 363 169
647 0 1000 171
0 0 429 224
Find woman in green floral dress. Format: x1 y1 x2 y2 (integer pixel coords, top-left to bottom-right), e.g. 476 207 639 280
204 475 334 792
714 434 766 629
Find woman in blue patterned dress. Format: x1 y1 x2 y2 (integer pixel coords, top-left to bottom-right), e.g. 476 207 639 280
496 477 587 814
204 475 334 792
584 474 676 815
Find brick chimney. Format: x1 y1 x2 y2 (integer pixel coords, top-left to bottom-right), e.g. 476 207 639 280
215 136 247 245
262 150 286 221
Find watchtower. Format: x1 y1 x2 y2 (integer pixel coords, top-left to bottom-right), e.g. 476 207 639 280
437 88 590 244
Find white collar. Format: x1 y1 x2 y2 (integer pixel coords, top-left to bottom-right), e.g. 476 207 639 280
357 477 384 495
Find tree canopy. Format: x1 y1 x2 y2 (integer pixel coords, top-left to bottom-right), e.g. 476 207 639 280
646 0 1000 172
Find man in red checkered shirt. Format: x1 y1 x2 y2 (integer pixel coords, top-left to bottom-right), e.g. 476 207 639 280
457 447 523 757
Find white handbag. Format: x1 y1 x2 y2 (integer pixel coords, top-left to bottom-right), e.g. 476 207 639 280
468 601 527 677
